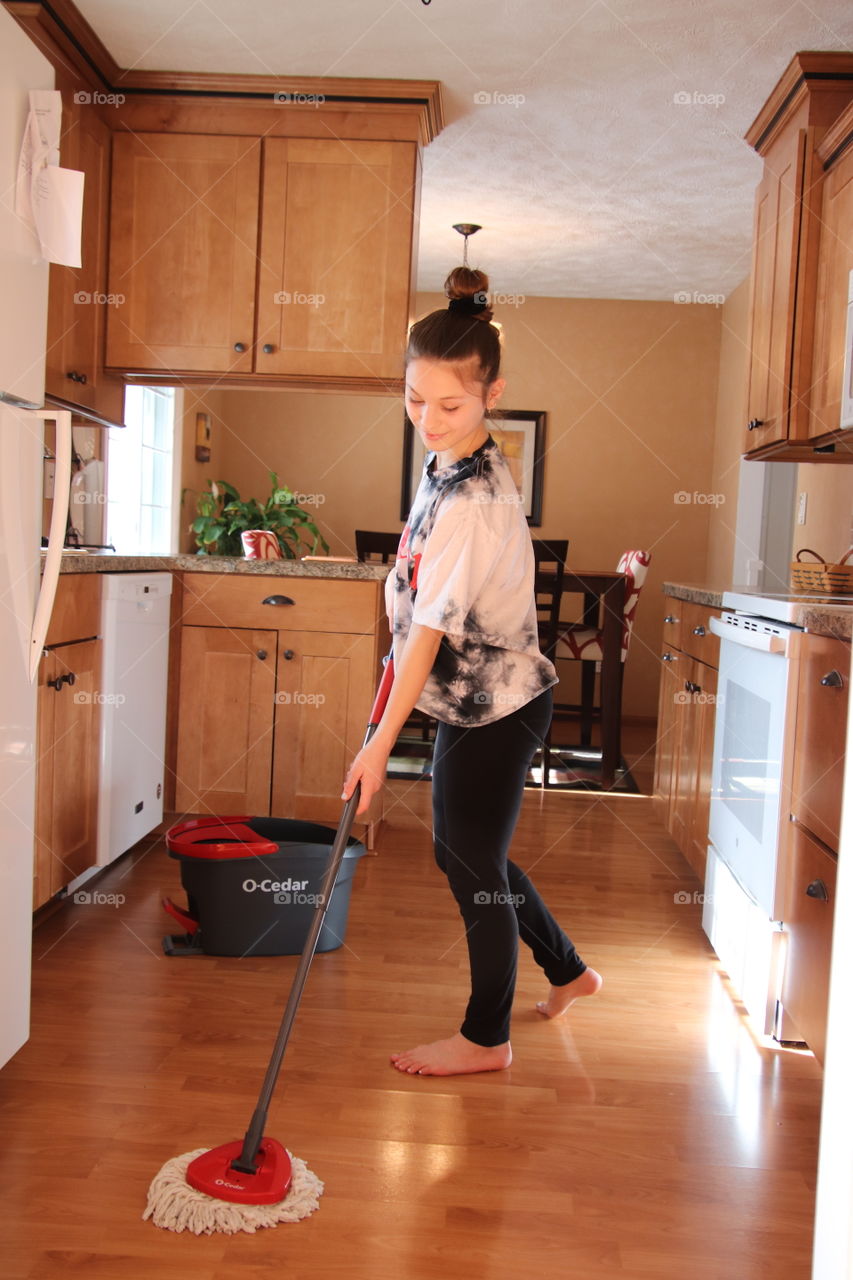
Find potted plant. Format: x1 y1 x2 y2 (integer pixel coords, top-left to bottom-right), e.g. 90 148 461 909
190 473 329 558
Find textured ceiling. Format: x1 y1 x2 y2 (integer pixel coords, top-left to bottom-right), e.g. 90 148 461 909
75 0 853 301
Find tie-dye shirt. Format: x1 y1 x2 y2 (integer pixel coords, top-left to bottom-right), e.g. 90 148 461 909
386 434 558 726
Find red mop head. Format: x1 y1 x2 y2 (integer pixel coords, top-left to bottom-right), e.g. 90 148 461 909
186 1138 292 1204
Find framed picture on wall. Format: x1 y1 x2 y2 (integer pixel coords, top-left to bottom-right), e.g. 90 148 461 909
400 410 546 525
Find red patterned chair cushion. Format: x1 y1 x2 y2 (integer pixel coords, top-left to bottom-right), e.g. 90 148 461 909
556 550 652 664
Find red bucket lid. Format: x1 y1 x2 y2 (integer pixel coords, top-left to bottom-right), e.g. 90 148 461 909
165 815 280 860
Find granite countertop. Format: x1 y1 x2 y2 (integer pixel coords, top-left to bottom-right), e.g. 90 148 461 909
52 553 391 582
662 579 853 639
661 581 727 608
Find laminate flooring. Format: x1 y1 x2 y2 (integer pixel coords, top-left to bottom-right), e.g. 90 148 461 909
4 775 822 1279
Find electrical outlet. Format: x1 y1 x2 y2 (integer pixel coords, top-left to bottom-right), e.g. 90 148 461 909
797 492 807 525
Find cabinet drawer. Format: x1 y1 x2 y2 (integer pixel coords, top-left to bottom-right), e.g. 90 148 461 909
791 635 850 849
45 574 101 646
181 573 379 635
661 597 683 652
781 822 837 1066
679 601 721 667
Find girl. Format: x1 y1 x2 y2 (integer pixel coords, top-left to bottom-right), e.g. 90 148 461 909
342 268 602 1077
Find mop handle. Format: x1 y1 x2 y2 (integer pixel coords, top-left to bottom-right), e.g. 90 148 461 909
232 654 396 1175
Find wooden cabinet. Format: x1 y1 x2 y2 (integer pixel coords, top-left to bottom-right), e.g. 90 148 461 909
742 53 853 460
780 632 849 1065
174 626 276 815
106 133 418 388
173 573 384 826
807 103 853 447
41 66 124 423
34 577 102 910
653 595 722 881
106 134 261 375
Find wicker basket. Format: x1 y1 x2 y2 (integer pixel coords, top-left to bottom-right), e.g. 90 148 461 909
790 547 853 594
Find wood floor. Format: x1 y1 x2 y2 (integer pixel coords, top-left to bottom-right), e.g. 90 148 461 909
5 770 823 1279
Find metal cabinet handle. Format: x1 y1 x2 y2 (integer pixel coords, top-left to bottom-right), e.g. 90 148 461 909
233 342 247 353
66 370 88 385
48 671 76 691
664 614 678 625
283 649 295 660
747 418 764 431
805 879 829 902
692 625 706 637
820 669 844 688
261 595 295 607
256 649 268 660
661 652 675 662
262 343 275 354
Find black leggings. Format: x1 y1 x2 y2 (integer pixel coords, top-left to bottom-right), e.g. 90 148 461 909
431 687 587 1047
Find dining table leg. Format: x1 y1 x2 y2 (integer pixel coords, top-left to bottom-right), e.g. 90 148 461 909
599 578 626 787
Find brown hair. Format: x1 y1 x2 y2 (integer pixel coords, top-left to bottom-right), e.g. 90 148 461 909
405 267 501 389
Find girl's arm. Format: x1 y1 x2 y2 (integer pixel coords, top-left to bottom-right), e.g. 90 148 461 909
342 621 443 815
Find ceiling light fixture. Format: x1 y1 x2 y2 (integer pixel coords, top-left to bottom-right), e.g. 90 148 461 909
452 223 482 267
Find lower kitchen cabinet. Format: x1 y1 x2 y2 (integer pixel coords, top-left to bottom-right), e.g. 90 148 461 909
174 626 276 815
34 639 101 909
781 823 837 1066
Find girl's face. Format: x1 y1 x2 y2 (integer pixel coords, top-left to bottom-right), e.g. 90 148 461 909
405 358 505 464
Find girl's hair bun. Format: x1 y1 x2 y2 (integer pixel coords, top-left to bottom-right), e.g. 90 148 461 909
444 266 494 323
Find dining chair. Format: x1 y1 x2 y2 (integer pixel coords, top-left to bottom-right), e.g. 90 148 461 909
531 539 569 787
354 529 401 564
554 549 652 749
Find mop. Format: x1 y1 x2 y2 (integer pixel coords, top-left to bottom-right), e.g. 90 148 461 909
144 657 395 1234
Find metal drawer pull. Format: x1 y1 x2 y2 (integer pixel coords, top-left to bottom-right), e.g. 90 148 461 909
256 649 267 660
692 625 706 636
820 669 844 688
48 672 76 691
283 649 294 660
805 879 829 902
661 652 675 662
261 595 295 607
664 614 678 624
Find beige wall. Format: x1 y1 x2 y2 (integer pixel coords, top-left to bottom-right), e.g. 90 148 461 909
198 292 725 719
178 387 228 553
706 277 750 585
792 464 853 566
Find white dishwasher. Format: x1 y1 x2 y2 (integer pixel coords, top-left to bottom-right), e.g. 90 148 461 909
97 573 173 865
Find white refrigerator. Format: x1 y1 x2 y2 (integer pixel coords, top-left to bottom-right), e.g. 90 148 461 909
0 7 72 1068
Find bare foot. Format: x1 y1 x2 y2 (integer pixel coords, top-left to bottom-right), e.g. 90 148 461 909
536 967 603 1018
389 1032 512 1076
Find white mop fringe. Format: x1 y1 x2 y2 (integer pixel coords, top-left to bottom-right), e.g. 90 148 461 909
143 1147 324 1234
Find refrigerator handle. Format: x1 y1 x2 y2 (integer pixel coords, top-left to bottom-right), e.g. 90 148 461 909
28 409 72 682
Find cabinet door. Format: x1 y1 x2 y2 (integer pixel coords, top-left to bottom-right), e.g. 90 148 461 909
743 128 808 452
781 822 837 1066
670 657 700 856
256 138 417 382
687 663 718 883
174 627 276 815
652 647 682 826
791 635 850 850
272 631 376 822
34 641 101 907
808 139 853 443
106 134 261 373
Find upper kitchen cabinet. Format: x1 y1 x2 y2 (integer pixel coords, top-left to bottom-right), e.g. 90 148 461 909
742 53 853 461
106 133 262 375
106 133 418 387
807 103 853 446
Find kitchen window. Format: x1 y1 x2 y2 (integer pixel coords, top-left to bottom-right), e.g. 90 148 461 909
106 386 182 554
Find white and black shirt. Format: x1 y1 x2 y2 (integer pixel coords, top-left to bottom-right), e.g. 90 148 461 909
386 434 557 727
